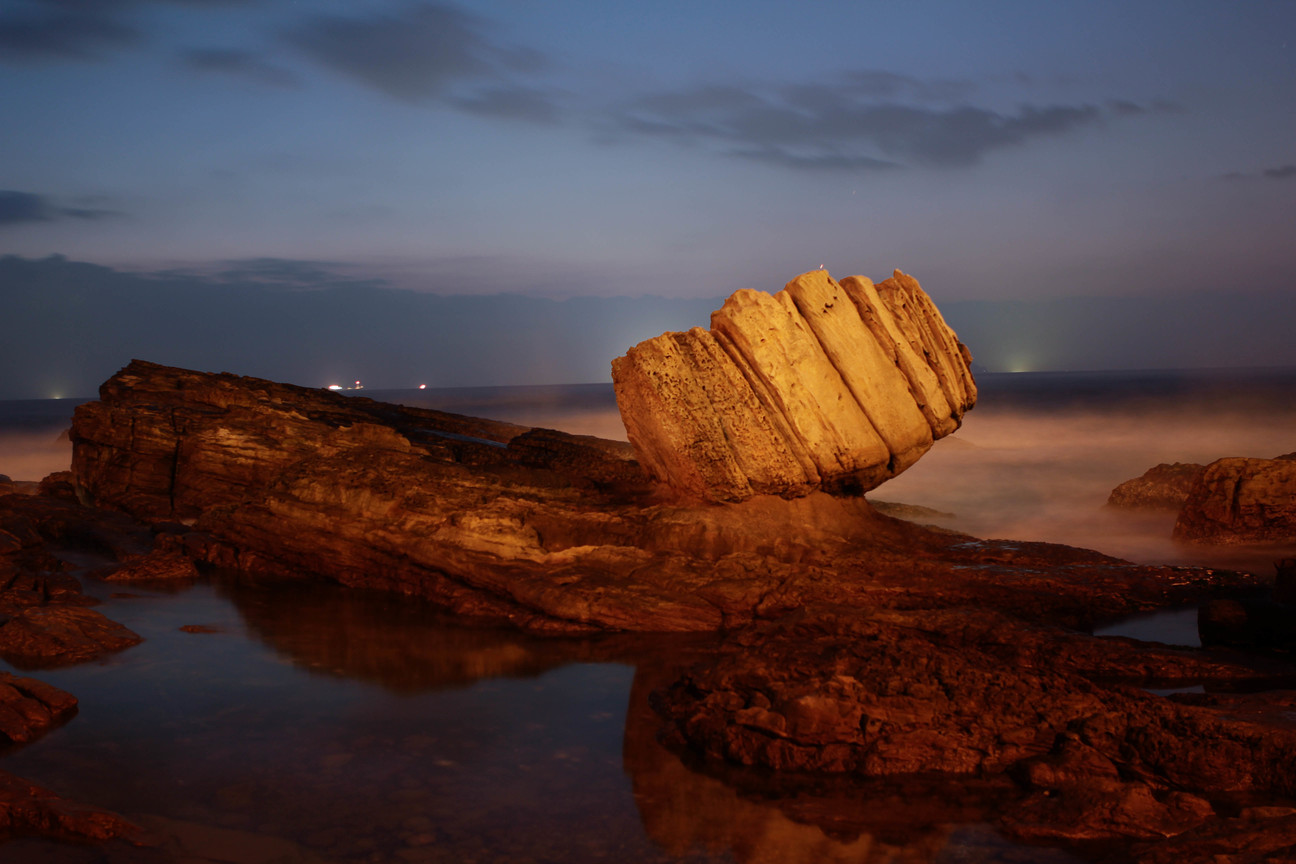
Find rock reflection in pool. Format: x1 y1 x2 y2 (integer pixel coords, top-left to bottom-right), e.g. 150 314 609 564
1092 604 1202 648
1 573 1081 863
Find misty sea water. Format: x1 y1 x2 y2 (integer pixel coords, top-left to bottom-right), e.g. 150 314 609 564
1 367 1295 862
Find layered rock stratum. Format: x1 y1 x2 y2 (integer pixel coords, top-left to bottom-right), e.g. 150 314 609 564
68 358 1247 635
611 270 975 503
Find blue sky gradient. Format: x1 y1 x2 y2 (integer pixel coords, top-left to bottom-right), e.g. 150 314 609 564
1 0 1293 395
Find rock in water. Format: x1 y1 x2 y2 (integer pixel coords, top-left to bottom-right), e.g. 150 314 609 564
611 270 976 503
1173 455 1296 544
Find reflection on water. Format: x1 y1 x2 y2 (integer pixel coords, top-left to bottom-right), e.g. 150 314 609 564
1 574 1080 863
1093 605 1202 647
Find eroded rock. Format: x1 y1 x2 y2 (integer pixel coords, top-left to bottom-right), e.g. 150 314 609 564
1174 455 1296 544
0 672 77 746
1107 462 1205 511
0 770 143 844
611 270 975 503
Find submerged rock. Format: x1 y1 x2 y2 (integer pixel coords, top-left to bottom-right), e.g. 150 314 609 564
0 770 143 844
0 672 77 746
611 270 975 503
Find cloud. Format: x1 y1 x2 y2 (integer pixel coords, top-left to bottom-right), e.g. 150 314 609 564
282 2 562 122
0 0 139 62
180 48 299 88
0 190 121 225
0 0 256 63
609 75 1121 170
289 3 498 100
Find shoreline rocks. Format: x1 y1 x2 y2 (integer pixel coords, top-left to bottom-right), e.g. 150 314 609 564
1174 454 1296 544
1107 462 1205 511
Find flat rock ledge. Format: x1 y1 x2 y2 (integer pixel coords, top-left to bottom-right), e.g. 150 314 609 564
69 360 1257 635
612 270 975 503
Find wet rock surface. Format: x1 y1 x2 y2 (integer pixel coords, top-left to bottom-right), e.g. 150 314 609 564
0 492 150 847
654 608 1296 850
0 492 144 667
0 771 144 846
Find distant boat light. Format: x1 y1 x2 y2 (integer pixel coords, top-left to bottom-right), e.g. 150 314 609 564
419 384 427 390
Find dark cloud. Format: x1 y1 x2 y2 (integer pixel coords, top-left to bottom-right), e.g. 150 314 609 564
611 77 1119 170
0 191 51 224
0 0 139 62
0 0 257 63
181 48 300 88
283 2 560 122
286 3 497 102
0 190 120 225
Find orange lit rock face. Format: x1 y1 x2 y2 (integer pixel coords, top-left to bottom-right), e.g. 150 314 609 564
1173 454 1296 544
611 270 976 503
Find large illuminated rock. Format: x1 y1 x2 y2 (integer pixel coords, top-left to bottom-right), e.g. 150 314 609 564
611 270 976 502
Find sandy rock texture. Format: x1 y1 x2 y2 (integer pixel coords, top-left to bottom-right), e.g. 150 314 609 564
611 270 975 503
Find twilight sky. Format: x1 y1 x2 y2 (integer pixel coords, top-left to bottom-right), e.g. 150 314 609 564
1 0 1294 397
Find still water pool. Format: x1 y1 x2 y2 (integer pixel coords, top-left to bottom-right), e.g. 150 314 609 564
1 572 1084 864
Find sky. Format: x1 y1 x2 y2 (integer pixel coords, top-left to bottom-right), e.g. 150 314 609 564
1 0 1294 398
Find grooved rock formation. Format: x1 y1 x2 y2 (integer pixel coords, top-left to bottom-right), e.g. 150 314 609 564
611 270 976 503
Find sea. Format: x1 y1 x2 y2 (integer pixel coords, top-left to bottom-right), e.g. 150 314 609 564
1 367 1294 862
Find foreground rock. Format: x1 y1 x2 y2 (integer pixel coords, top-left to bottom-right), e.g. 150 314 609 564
0 491 144 667
69 362 1262 635
654 609 1296 846
611 270 975 503
0 772 143 845
1174 453 1296 544
0 672 77 746
1107 462 1205 510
